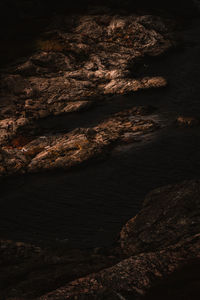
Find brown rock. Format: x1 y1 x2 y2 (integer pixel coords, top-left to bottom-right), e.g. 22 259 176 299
176 116 199 127
38 234 200 300
0 106 160 177
0 10 172 147
36 180 200 299
120 180 200 256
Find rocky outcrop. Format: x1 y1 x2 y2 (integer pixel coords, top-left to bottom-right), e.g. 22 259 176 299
0 240 119 300
0 12 171 132
0 181 199 299
39 234 200 299
1 4 199 300
120 180 200 256
0 106 160 176
0 10 173 177
38 180 200 299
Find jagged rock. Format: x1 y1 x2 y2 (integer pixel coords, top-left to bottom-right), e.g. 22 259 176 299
0 106 159 177
0 10 172 148
0 7 174 179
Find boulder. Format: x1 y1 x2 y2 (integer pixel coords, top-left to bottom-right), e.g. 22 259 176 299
120 180 200 256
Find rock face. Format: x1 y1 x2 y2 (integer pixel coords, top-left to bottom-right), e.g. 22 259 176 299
38 180 200 299
0 239 119 300
0 106 159 176
120 180 200 256
0 12 171 129
0 10 172 177
39 235 200 300
0 181 199 299
1 4 199 300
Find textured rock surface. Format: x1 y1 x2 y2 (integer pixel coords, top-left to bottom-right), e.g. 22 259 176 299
0 10 173 177
0 12 171 132
0 180 199 299
0 106 160 176
0 240 119 300
38 180 200 299
0 3 199 300
39 234 200 299
120 180 200 256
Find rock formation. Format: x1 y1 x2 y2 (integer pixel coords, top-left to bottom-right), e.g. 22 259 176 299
0 10 173 177
1 180 199 299
120 180 200 255
0 106 160 176
0 2 200 300
38 180 200 299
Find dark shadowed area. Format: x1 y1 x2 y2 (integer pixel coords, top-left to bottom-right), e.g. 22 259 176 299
0 1 200 299
1 4 200 247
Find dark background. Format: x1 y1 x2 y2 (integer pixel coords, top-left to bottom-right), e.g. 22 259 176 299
0 0 196 22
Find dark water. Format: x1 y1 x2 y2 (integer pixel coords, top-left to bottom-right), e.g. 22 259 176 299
1 126 200 248
0 17 200 249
